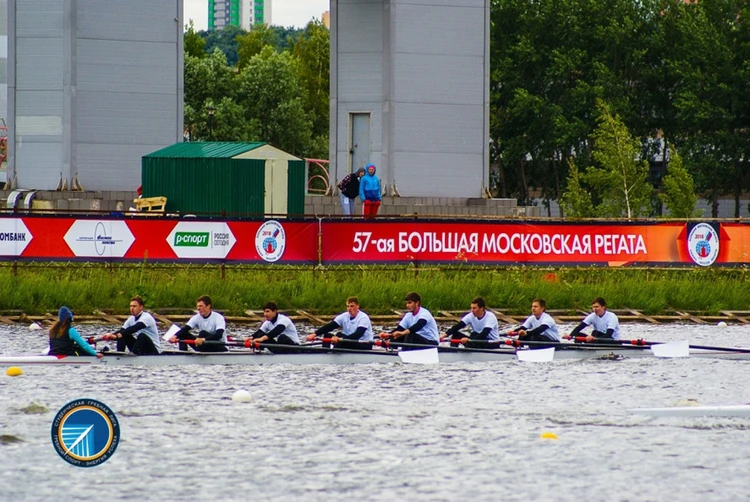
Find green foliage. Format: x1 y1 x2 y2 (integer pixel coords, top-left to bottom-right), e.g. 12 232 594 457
293 21 330 145
237 24 279 69
659 148 700 218
559 158 594 218
203 25 246 66
183 21 206 58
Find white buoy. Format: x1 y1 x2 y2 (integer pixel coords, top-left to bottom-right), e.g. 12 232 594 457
231 390 252 403
28 323 42 331
717 321 728 328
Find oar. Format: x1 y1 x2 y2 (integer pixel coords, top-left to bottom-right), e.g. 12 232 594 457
572 336 750 354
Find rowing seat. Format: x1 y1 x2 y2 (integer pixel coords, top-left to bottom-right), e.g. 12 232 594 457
133 196 167 215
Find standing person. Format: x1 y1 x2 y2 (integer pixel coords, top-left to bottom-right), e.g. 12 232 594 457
305 296 373 350
250 302 300 353
382 292 439 349
443 296 500 348
48 306 103 358
102 296 161 355
338 168 365 216
359 163 382 219
168 295 227 352
510 298 560 344
563 297 620 342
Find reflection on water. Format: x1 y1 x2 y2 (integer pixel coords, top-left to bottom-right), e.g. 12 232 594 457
1 323 749 501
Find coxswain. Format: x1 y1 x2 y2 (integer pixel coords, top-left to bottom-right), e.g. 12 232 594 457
168 295 227 352
250 302 300 353
102 296 161 355
563 297 620 342
305 296 373 350
48 306 103 358
442 296 500 348
382 292 439 350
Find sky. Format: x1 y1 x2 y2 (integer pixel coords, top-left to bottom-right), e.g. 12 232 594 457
184 0 330 31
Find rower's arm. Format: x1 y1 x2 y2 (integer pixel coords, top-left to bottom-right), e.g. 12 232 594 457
175 325 193 340
342 326 368 340
524 324 550 337
391 324 406 334
69 327 98 357
598 328 615 339
446 321 467 337
117 322 146 337
199 329 224 341
569 322 588 337
406 319 427 335
315 321 339 337
262 325 286 341
470 327 494 340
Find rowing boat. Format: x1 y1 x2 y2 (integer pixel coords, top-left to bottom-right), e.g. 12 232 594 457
629 405 750 417
0 343 747 366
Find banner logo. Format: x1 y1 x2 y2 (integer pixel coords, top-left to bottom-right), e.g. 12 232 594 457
51 399 120 468
0 218 33 256
166 222 236 259
64 221 135 257
687 223 719 267
255 220 286 262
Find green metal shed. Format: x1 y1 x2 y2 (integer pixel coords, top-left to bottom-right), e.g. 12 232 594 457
142 142 306 216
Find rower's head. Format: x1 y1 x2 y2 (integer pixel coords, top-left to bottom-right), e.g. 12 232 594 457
470 296 486 317
50 306 73 338
592 297 607 316
130 296 145 316
346 297 360 316
531 298 546 318
404 292 421 313
197 295 213 317
263 302 279 321
58 306 73 324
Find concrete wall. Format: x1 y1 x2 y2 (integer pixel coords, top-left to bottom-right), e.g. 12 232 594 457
7 0 183 191
331 0 489 198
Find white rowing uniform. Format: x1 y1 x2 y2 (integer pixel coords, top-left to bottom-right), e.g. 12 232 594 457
187 311 227 343
461 311 500 341
582 310 620 340
399 307 439 343
123 311 162 353
334 311 373 342
259 314 300 344
521 312 560 342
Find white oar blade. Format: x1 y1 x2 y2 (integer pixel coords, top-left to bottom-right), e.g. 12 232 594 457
516 347 555 362
650 339 690 358
163 324 181 341
398 348 439 365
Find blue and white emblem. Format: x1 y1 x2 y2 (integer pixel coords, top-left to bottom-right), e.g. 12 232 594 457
687 223 719 267
51 399 120 467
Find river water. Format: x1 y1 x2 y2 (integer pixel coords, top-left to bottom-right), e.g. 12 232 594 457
1 322 749 501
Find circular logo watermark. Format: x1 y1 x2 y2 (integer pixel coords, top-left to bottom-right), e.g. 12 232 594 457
51 399 120 467
255 220 286 262
687 223 719 267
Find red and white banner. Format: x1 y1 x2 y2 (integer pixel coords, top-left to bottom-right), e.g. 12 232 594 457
1 216 318 264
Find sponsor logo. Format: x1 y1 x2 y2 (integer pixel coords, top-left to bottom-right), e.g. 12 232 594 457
174 232 210 247
255 220 286 262
166 222 236 259
0 219 33 256
64 221 135 257
51 399 120 468
687 222 719 267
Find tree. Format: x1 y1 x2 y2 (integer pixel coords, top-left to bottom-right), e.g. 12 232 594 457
659 148 700 218
184 20 206 58
293 20 330 143
237 24 279 69
560 158 594 218
204 25 247 66
183 49 236 140
584 99 653 218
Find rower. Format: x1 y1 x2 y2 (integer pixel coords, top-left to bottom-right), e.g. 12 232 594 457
48 306 104 358
251 302 300 353
168 295 227 352
509 298 560 346
382 292 439 350
102 296 161 355
563 297 620 343
305 296 373 350
442 296 499 348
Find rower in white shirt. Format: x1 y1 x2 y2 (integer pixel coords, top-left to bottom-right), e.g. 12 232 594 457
168 295 227 352
102 296 161 355
442 296 500 348
511 298 560 344
306 296 373 350
250 302 300 353
382 292 439 350
563 297 620 342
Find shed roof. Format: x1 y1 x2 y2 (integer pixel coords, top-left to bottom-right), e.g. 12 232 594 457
145 142 267 158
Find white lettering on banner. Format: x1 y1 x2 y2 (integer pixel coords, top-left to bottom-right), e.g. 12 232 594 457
0 219 33 256
395 232 479 254
481 232 646 256
167 221 237 259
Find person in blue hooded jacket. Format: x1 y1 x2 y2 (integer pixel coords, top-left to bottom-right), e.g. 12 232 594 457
358 163 382 219
48 307 103 358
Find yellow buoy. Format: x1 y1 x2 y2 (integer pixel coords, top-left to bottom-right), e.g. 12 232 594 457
540 432 558 440
6 366 23 377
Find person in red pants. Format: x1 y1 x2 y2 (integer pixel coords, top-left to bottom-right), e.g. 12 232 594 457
359 163 382 219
